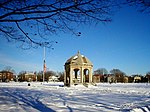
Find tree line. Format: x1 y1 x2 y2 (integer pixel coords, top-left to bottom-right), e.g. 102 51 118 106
17 70 64 82
94 68 150 83
1 66 150 82
0 66 64 82
94 68 150 76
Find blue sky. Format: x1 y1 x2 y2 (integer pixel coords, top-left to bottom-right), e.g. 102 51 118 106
0 6 150 75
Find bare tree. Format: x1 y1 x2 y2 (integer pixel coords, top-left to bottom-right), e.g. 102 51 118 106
110 69 126 82
45 70 56 81
146 71 150 75
0 0 118 49
125 0 150 13
94 68 108 75
3 66 16 74
57 71 64 82
146 71 150 83
110 69 125 75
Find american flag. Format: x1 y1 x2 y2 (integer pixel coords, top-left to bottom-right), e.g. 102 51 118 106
43 60 46 73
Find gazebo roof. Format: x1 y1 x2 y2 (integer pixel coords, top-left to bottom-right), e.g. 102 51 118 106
65 51 93 66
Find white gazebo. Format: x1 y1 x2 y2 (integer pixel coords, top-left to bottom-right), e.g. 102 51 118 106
64 51 93 86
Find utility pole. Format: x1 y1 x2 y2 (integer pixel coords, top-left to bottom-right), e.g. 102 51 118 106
43 46 46 83
42 41 57 83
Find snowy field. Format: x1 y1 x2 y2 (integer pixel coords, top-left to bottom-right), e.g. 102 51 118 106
0 82 150 112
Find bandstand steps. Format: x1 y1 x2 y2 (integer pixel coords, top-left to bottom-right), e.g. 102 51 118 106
83 83 88 87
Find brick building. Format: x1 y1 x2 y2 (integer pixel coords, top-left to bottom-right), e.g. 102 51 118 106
0 71 14 82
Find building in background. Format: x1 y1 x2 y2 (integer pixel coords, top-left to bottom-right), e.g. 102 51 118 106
18 72 36 82
0 71 14 82
49 76 59 82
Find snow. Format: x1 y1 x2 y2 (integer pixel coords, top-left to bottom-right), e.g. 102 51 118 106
0 82 150 112
73 56 78 60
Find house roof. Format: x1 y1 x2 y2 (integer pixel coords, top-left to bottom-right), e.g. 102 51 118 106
0 71 13 74
65 51 93 66
24 73 35 76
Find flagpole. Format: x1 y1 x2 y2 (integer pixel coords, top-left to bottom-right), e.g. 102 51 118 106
43 46 45 83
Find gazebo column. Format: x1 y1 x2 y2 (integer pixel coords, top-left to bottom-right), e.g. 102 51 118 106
70 67 73 85
64 71 66 85
80 67 83 83
89 68 92 83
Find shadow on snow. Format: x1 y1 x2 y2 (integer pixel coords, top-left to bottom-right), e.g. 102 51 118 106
0 87 55 112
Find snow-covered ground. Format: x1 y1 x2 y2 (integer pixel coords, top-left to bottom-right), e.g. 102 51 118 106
0 82 150 112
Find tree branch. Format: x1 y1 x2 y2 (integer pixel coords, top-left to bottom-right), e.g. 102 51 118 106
15 21 40 46
0 12 59 22
2 0 146 49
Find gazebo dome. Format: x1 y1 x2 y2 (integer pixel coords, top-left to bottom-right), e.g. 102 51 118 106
65 51 93 66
